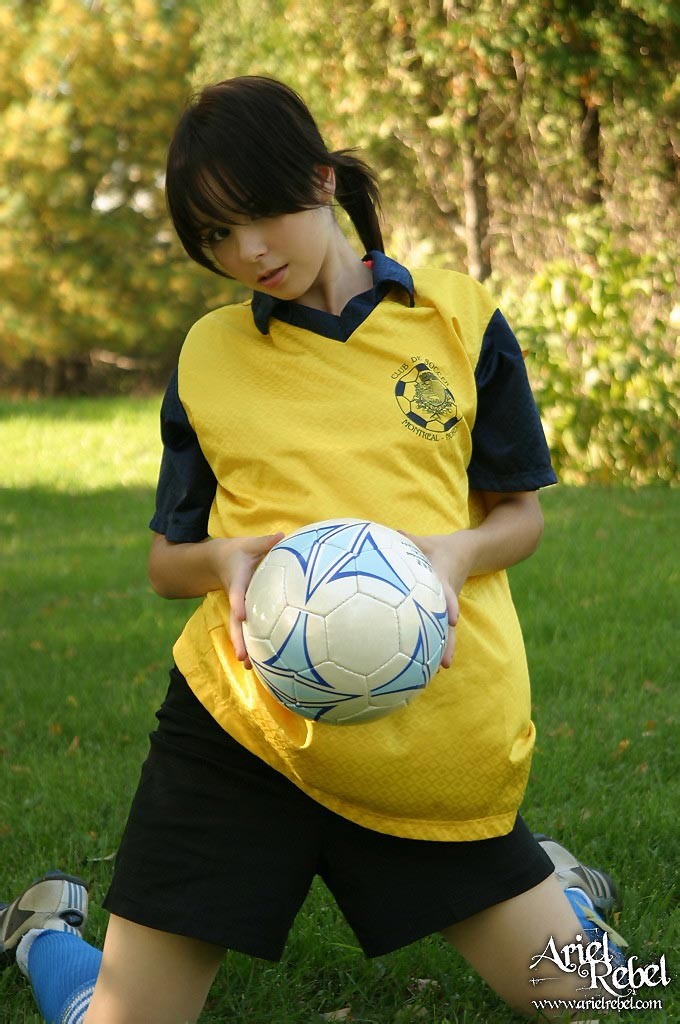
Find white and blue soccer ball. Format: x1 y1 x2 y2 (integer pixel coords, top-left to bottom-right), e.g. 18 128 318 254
243 518 448 724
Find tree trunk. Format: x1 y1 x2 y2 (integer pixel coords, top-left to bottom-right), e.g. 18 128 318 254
579 97 603 205
460 113 492 282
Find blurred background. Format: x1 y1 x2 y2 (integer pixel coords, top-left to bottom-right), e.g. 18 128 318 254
0 0 678 484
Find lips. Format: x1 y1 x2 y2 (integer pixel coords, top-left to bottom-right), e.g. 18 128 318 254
257 265 287 288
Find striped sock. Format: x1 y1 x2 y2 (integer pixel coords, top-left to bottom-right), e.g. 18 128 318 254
59 980 97 1024
19 929 101 1024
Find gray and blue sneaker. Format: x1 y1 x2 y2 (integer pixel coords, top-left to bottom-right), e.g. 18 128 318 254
536 834 628 954
0 872 88 967
535 834 621 917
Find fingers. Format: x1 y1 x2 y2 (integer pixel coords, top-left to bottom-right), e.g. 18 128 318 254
227 570 252 667
231 618 251 667
399 530 460 671
441 627 456 670
254 531 285 554
229 604 254 670
446 586 459 628
228 531 284 670
441 585 459 669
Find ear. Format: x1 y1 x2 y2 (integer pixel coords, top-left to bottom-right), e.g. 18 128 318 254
316 165 336 201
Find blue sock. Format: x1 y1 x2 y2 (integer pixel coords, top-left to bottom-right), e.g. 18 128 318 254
24 930 101 1024
565 886 626 967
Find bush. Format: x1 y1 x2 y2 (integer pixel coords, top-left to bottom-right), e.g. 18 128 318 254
498 213 678 485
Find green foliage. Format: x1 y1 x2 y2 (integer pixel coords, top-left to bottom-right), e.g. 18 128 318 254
1 1 678 483
497 212 678 484
0 0 232 371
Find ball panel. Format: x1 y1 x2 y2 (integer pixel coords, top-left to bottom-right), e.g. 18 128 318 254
366 651 427 696
244 564 289 639
312 662 368 696
269 607 328 672
397 538 441 582
305 575 358 616
240 631 276 666
325 701 397 725
354 552 414 607
251 662 348 720
325 593 400 675
395 598 448 665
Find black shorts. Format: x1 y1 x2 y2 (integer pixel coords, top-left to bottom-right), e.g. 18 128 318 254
104 667 553 961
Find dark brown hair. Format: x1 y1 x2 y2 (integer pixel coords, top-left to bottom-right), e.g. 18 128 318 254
166 76 384 275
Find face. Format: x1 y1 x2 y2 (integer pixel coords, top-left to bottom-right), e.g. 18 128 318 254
204 204 336 304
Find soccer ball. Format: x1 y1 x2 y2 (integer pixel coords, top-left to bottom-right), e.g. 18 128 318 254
242 518 448 724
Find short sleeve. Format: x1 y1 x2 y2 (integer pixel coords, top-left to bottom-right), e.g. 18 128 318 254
149 369 218 541
468 310 557 492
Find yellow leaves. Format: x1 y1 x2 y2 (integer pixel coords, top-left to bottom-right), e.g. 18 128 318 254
21 52 62 94
0 4 391 366
613 738 630 758
613 719 658 762
3 97 72 169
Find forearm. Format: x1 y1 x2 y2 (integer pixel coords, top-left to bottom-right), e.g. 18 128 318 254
147 533 228 599
148 529 285 667
448 490 544 592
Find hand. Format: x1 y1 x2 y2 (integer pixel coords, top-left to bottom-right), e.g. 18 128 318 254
207 532 285 669
399 530 477 669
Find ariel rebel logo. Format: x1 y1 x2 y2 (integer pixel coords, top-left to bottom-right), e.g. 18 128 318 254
529 931 671 1007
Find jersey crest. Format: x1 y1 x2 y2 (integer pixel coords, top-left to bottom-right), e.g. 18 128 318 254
395 361 460 436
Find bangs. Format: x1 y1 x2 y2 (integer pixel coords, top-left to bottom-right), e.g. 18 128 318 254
166 78 330 275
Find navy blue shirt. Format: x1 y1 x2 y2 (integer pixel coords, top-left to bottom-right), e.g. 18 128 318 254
151 253 556 541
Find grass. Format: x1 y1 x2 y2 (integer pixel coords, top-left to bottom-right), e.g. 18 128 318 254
0 396 678 1023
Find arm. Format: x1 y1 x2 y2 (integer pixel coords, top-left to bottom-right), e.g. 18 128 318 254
148 531 284 668
436 489 544 593
402 489 544 668
418 306 554 666
147 372 284 668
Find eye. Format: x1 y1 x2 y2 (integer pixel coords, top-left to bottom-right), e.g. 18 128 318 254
201 226 231 246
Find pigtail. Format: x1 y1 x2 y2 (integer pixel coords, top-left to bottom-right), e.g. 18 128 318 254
330 150 384 255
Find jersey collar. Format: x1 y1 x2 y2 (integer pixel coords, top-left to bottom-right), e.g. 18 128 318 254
251 250 415 335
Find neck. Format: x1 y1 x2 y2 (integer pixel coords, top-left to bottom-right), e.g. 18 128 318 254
296 221 373 316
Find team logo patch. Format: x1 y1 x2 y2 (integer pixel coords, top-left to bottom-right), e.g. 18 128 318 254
394 360 460 438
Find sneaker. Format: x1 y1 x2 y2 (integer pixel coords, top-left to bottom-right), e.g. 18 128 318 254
535 834 621 917
0 872 88 966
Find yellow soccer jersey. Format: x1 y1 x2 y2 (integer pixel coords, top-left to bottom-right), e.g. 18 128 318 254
156 259 555 841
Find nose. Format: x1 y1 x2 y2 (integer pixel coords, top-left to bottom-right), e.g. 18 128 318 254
235 224 268 262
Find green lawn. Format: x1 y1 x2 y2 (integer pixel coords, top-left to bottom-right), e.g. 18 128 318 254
0 397 678 1023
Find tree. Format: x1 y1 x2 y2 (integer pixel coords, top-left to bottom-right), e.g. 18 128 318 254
0 0 232 390
510 0 679 206
197 0 531 281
